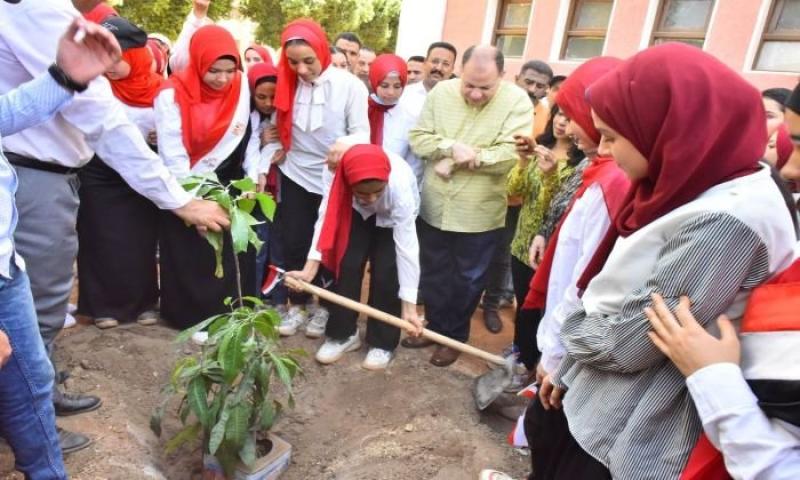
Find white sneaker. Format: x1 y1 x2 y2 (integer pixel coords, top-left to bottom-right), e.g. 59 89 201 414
479 470 515 480
191 331 209 346
362 348 394 370
67 303 77 315
278 306 306 336
63 312 77 329
305 305 329 339
315 331 361 364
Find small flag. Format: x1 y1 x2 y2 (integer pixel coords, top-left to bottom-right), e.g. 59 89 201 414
508 409 528 447
516 382 538 399
261 265 285 295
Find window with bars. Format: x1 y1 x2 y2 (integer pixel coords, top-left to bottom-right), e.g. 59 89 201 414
650 0 715 48
561 0 614 60
494 0 532 58
754 0 800 72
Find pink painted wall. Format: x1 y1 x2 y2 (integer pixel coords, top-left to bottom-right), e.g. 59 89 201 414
439 0 798 91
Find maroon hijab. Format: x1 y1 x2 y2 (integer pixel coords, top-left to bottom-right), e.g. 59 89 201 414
577 43 766 288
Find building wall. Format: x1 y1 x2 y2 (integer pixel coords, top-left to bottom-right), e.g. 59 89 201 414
396 0 798 90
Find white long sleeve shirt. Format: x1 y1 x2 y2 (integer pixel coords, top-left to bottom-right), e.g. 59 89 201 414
0 0 192 210
379 100 423 183
153 81 251 180
308 152 420 303
243 111 280 181
536 183 612 374
687 363 800 480
168 11 211 74
278 67 370 195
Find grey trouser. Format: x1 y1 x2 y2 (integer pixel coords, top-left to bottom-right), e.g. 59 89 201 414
13 165 80 351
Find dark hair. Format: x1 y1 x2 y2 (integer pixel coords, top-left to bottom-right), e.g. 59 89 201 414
535 104 584 166
360 46 375 54
408 55 425 63
254 76 277 89
550 75 566 88
426 41 458 61
462 45 504 73
520 60 553 80
284 38 309 48
763 87 792 112
334 32 362 48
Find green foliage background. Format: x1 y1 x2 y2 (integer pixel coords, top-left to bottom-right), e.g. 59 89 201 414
108 0 401 52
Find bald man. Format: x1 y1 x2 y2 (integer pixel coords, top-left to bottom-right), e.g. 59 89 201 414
406 46 533 366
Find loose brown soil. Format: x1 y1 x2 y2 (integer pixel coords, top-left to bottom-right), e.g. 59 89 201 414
1 308 529 480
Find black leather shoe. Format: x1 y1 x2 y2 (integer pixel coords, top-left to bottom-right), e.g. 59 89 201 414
58 427 92 455
483 308 503 334
54 393 102 417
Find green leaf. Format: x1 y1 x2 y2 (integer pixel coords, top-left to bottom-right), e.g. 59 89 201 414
212 191 233 212
239 432 257 466
269 353 294 397
231 177 256 193
204 230 225 278
208 405 230 455
247 228 264 254
230 208 251 255
232 365 257 405
237 197 256 214
219 325 246 382
170 356 198 388
164 422 202 455
174 314 225 344
225 403 251 450
255 192 276 221
188 376 210 428
260 399 276 430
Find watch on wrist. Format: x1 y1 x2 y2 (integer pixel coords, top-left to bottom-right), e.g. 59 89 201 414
48 63 88 93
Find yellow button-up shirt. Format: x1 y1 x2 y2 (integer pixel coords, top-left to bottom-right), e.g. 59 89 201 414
409 78 534 233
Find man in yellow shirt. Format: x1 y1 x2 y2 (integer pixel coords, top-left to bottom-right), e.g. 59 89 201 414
404 45 533 366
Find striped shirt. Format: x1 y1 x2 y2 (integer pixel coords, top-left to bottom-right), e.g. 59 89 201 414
409 78 533 233
552 168 797 480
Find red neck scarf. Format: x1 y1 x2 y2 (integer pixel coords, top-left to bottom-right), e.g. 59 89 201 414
317 145 391 279
522 57 630 310
109 47 164 108
246 45 272 64
274 19 332 151
163 25 243 167
368 54 408 146
578 43 766 287
83 3 117 23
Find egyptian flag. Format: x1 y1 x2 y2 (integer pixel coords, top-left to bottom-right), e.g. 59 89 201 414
507 383 538 448
261 265 284 296
681 259 800 480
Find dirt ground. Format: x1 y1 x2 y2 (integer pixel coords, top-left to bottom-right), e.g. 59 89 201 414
0 305 530 480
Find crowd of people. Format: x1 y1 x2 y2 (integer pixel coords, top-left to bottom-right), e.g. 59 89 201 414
0 0 799 479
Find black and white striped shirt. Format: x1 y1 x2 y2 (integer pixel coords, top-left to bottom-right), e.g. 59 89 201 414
552 168 797 480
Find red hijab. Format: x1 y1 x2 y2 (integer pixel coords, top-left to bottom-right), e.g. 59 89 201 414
109 47 164 108
776 123 793 170
274 19 332 151
522 57 630 310
368 54 408 146
246 45 272 64
164 25 242 166
317 145 391 279
83 3 117 23
576 43 766 288
147 39 167 76
247 61 278 93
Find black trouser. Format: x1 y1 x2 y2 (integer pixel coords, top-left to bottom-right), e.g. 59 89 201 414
524 398 611 480
274 174 322 305
511 257 541 370
483 206 520 309
324 212 401 351
418 220 501 342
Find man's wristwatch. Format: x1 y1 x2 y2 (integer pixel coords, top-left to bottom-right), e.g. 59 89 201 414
48 63 88 93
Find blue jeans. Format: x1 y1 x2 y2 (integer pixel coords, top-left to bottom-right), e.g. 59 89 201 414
0 262 66 479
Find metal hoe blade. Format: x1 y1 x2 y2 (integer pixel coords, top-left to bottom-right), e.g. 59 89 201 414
473 355 516 410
